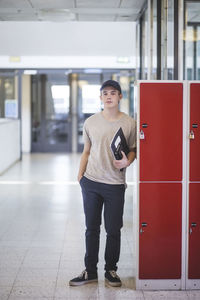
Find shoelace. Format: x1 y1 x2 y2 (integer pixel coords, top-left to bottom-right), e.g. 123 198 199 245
109 270 119 279
79 270 88 280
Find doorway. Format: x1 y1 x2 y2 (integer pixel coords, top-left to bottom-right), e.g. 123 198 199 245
31 73 72 152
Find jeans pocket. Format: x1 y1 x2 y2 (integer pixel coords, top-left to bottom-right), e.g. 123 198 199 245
79 176 84 185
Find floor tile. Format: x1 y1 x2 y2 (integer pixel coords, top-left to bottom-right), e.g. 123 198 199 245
143 291 189 299
9 286 55 298
187 290 200 299
0 286 12 300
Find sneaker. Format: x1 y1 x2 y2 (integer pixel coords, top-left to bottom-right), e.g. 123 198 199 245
105 270 122 287
69 270 98 286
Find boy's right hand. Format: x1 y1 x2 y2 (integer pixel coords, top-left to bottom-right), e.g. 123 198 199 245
78 175 83 182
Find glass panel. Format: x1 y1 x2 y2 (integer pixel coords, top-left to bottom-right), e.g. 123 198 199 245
185 26 194 80
77 74 101 150
31 73 71 152
119 76 130 115
0 75 15 118
31 76 41 143
51 85 69 114
184 1 200 80
82 85 101 114
45 75 70 145
197 26 200 79
141 8 148 79
152 0 157 79
167 0 174 79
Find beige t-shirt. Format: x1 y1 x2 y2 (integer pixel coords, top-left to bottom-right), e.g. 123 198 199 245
83 112 136 185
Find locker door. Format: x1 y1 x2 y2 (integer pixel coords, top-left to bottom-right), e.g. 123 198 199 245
139 183 182 279
190 83 200 181
140 83 183 181
188 183 200 279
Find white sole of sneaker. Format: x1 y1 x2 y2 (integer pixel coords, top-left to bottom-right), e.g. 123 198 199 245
69 279 98 286
105 278 122 287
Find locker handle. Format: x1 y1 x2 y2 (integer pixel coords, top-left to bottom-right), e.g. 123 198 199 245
140 223 147 234
141 222 148 227
190 223 197 234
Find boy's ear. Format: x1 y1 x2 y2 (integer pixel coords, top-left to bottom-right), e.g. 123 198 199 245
118 93 123 104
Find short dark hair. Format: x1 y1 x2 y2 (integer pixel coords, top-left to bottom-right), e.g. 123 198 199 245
100 80 122 94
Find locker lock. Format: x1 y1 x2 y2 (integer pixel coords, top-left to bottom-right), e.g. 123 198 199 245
140 130 145 140
189 130 195 139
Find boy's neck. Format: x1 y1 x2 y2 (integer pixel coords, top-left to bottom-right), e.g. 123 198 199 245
102 108 122 121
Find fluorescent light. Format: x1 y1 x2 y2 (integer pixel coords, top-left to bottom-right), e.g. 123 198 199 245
24 70 37 75
84 69 102 74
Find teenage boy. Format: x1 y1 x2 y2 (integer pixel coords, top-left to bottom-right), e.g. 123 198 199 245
69 80 136 287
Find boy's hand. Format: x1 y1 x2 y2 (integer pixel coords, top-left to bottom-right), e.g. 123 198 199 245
113 151 130 170
78 175 83 182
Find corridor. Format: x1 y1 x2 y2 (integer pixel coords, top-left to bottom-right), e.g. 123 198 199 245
0 154 198 299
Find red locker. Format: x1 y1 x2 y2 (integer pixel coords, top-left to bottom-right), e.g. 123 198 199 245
190 83 200 181
140 83 183 181
139 183 182 279
188 183 200 279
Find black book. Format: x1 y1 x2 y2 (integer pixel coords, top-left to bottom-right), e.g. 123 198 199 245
110 128 130 170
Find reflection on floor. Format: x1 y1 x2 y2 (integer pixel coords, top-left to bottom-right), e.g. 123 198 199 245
0 154 198 299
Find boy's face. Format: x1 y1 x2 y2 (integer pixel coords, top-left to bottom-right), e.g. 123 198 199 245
100 86 122 108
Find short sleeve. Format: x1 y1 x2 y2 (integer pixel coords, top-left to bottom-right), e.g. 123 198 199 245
128 119 137 153
83 121 91 145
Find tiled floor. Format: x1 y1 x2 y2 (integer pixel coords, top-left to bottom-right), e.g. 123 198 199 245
0 153 199 300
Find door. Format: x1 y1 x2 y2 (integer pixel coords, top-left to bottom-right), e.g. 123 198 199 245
138 82 183 282
188 82 200 279
139 82 183 181
31 74 72 152
189 83 200 181
188 183 200 279
139 183 182 279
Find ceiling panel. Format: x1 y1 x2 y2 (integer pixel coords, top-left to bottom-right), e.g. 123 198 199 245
0 0 145 22
29 0 75 9
0 0 32 8
116 15 136 21
78 14 115 21
76 0 120 8
121 0 146 9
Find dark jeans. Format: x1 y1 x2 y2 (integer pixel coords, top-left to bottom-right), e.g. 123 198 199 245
80 176 125 275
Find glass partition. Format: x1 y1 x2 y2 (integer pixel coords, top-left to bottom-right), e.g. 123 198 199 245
184 1 200 80
31 73 72 152
0 72 16 118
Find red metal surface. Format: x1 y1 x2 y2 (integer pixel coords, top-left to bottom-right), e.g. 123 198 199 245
190 83 200 181
139 183 182 279
140 82 183 181
188 183 200 279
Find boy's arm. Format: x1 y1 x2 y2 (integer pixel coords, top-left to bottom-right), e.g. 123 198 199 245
77 141 91 182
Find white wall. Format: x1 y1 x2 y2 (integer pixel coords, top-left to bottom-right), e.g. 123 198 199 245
0 21 136 69
0 119 20 174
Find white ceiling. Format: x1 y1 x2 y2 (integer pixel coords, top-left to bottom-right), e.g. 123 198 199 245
0 0 146 22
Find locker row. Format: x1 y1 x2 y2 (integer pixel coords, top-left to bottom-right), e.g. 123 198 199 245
135 81 200 290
